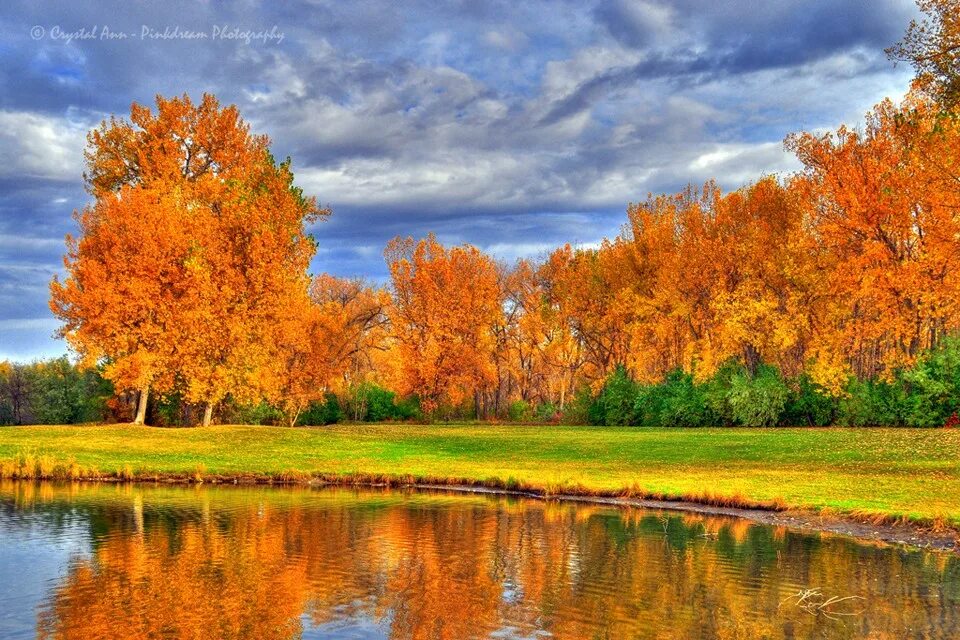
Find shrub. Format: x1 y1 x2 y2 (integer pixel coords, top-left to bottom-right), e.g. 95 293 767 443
227 400 284 426
393 395 421 421
151 392 185 426
594 365 639 426
561 386 594 425
726 364 789 427
534 402 559 422
344 382 413 422
837 378 908 426
783 374 836 426
637 370 713 427
633 383 665 426
364 385 398 422
702 360 742 425
507 400 531 421
300 393 343 425
899 335 960 426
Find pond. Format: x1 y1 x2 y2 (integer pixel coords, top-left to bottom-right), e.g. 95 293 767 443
0 481 956 639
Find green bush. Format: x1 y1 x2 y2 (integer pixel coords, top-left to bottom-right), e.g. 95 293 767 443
726 364 789 427
635 370 713 427
702 360 742 425
534 401 559 422
151 391 185 426
299 393 343 425
507 400 531 421
364 385 398 422
899 336 960 426
561 386 594 425
783 374 836 426
593 365 639 426
837 378 907 427
393 395 421 421
346 383 388 421
230 401 284 426
341 383 419 422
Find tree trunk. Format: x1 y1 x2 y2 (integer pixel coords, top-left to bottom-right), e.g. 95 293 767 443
202 403 214 427
133 386 149 425
288 407 301 428
743 344 760 377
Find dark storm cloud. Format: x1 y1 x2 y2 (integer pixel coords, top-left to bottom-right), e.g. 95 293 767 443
0 0 918 359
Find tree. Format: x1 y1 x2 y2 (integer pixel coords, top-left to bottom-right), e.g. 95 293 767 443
172 149 322 425
50 94 325 425
888 0 960 109
50 186 197 423
270 275 390 426
539 244 631 386
787 95 960 389
0 362 33 424
500 260 580 412
385 234 502 416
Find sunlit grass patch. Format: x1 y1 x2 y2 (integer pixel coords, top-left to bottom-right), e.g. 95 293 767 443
0 423 957 528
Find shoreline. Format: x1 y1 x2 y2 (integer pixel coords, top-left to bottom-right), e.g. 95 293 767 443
412 484 960 553
9 470 956 552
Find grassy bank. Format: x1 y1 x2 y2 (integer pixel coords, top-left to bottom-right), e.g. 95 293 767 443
0 424 957 528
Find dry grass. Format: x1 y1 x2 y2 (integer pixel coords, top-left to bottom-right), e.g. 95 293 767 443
0 450 104 481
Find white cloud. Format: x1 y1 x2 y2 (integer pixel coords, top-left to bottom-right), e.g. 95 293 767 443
0 111 88 182
689 142 800 184
483 28 529 52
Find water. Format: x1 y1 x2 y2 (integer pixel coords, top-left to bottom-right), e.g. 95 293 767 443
0 481 956 639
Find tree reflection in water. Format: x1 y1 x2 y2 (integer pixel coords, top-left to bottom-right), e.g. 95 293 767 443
0 482 954 640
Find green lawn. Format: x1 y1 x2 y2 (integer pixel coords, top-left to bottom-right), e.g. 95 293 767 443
1 424 958 526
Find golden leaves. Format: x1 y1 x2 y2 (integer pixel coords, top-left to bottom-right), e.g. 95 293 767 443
51 94 323 422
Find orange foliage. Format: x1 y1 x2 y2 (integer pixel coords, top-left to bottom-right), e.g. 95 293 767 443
269 275 391 425
47 84 960 420
789 95 960 388
386 234 502 415
51 94 326 424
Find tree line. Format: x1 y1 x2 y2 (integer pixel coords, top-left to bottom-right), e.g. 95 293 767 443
27 1 960 426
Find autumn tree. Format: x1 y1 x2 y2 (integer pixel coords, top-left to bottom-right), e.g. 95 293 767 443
508 260 583 410
615 186 713 381
269 275 391 426
787 94 960 389
888 0 960 108
50 186 200 423
51 94 325 425
172 149 322 425
310 275 392 390
385 235 502 416
539 244 632 386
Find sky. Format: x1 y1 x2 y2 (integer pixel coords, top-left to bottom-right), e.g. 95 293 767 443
0 0 920 360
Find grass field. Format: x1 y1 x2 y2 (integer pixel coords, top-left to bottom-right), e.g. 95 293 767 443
0 424 958 527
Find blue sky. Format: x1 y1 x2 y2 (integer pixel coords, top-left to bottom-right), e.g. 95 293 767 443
0 0 918 360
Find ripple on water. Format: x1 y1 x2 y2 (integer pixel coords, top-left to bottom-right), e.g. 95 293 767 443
0 480 956 640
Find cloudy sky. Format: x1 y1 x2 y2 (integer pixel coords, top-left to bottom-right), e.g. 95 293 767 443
1 0 919 360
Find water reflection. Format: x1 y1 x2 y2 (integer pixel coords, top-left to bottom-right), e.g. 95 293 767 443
1 481 957 639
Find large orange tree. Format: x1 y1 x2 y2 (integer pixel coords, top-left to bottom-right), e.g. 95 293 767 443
51 94 325 425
